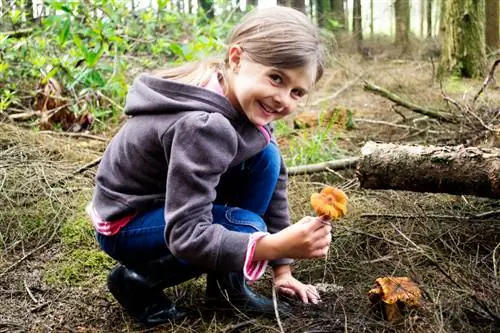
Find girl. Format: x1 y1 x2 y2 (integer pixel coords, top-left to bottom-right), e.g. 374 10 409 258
88 6 331 326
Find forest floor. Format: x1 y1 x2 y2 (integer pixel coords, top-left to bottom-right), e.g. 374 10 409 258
1 52 499 333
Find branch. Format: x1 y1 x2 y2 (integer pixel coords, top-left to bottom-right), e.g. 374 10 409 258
473 58 500 106
288 157 359 176
363 81 456 123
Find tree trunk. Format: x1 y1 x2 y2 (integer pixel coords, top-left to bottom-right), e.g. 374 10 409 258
25 0 33 21
485 0 499 52
352 0 363 50
438 0 486 78
317 0 332 27
357 141 500 199
426 0 432 38
331 0 345 29
395 0 411 54
291 0 306 13
420 0 425 38
199 0 214 19
277 0 288 6
247 0 258 8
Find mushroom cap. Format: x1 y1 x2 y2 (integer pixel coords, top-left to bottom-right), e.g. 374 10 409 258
311 186 348 220
372 277 422 306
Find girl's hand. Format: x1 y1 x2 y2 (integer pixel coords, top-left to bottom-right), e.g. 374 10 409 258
253 216 332 261
274 270 321 304
275 216 332 259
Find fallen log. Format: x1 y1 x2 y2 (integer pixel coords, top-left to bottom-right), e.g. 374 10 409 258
356 141 500 198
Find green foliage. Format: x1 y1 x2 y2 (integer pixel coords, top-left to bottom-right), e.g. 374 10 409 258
44 248 114 286
1 0 241 124
275 115 349 167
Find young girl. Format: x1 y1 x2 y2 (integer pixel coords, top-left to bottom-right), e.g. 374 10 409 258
88 6 331 326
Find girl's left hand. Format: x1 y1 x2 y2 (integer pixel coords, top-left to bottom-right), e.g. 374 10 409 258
274 272 321 304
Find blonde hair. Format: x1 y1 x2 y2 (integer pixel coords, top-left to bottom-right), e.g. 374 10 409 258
154 6 325 87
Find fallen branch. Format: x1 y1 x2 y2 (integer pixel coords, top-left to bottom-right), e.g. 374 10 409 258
363 81 455 123
354 118 443 134
288 157 359 176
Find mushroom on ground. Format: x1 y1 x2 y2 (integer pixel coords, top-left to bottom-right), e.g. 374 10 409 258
368 276 422 321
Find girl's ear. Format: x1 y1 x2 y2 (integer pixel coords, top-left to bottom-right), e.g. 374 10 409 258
227 45 243 72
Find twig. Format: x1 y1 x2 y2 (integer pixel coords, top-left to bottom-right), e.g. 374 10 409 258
272 286 285 333
8 111 38 121
473 58 500 106
363 80 455 123
223 319 257 333
493 242 500 282
37 131 108 142
288 157 359 176
361 212 500 221
311 72 365 106
24 280 38 303
73 157 102 174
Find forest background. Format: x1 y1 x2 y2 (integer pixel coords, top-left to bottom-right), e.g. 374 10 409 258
0 0 499 332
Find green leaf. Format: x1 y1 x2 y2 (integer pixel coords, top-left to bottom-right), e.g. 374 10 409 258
169 43 185 57
58 18 71 45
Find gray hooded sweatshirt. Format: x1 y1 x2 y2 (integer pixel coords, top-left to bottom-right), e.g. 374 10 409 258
91 73 292 271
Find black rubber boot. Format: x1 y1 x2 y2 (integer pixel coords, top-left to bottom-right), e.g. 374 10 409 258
205 272 292 317
107 254 202 326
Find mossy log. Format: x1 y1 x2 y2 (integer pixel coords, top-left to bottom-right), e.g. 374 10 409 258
357 141 499 198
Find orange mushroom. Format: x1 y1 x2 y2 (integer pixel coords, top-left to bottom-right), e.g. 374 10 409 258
310 186 348 220
368 277 422 321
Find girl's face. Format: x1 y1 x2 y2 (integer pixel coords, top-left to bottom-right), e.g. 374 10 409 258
225 46 315 127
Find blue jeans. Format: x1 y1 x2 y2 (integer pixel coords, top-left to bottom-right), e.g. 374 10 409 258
96 142 280 268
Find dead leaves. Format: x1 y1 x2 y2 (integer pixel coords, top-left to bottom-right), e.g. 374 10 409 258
34 77 93 131
310 186 348 220
368 277 423 321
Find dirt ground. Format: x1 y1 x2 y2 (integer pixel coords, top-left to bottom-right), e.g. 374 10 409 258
1 55 499 332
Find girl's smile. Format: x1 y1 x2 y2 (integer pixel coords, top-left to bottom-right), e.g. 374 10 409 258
225 45 315 126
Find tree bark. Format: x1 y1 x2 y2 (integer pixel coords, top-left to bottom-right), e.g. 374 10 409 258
352 0 363 51
395 0 411 54
426 0 432 38
485 0 499 52
247 0 258 8
291 0 306 13
332 0 345 29
357 141 500 199
438 0 486 78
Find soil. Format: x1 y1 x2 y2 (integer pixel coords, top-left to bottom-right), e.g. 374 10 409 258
1 55 499 333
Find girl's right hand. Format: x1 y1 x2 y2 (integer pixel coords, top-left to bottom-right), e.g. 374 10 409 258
273 216 332 259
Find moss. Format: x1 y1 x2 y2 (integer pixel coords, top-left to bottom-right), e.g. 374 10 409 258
60 214 96 248
44 248 114 287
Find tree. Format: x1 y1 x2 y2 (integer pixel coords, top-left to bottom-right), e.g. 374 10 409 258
291 0 305 13
247 0 258 8
199 0 214 19
426 0 432 38
394 0 410 54
331 0 346 29
439 0 486 78
352 0 362 50
485 0 499 51
316 0 332 27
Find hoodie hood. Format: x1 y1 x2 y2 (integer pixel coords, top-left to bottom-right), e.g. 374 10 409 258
124 74 242 121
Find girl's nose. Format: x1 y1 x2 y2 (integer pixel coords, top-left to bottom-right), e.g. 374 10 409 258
273 90 290 110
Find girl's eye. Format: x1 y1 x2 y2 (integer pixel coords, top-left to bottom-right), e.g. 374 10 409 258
270 74 283 84
291 88 306 99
